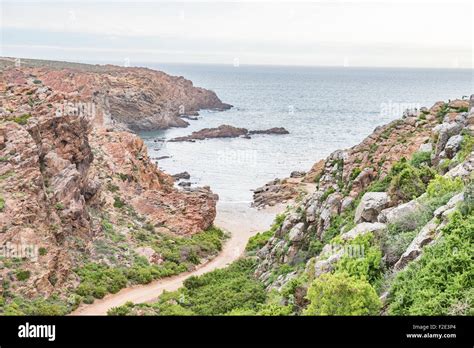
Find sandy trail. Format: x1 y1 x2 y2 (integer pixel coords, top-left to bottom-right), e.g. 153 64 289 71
72 202 284 315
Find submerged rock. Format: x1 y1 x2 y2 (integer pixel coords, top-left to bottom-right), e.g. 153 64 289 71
172 171 191 180
170 125 248 142
248 127 289 135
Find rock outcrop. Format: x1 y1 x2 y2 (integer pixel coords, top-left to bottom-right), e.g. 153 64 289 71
170 125 289 142
248 127 289 135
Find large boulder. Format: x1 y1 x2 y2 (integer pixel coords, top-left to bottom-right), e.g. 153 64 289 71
378 199 423 225
433 122 463 160
354 192 391 223
444 134 463 159
418 143 433 153
433 193 464 218
446 152 474 180
313 247 345 277
288 222 305 243
394 219 439 271
341 222 387 241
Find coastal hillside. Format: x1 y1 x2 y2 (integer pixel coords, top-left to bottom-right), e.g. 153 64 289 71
113 97 473 316
0 60 225 314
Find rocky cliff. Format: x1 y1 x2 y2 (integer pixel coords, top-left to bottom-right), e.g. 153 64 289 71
0 60 222 314
0 58 231 131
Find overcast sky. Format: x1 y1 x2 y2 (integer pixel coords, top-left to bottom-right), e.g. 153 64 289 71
1 0 473 68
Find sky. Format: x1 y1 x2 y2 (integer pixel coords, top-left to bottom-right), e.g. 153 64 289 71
0 0 473 68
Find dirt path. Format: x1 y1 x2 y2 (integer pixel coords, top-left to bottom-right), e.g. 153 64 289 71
71 202 284 315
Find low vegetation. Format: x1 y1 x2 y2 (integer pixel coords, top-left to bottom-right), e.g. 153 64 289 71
246 213 285 252
12 113 31 125
303 272 381 315
388 209 473 315
108 258 268 316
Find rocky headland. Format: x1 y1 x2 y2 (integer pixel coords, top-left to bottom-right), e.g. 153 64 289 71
0 58 231 132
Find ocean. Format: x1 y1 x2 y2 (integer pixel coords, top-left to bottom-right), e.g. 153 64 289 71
139 64 473 205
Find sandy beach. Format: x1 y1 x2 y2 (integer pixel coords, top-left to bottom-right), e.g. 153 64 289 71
71 202 285 315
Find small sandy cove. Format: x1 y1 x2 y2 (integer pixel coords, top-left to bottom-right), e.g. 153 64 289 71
71 202 285 315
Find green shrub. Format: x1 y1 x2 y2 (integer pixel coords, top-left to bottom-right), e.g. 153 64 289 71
383 230 417 266
75 263 128 298
16 270 30 281
439 159 452 172
426 175 464 200
255 303 293 316
350 168 362 181
3 297 68 316
388 167 426 203
367 176 391 192
39 247 47 256
410 151 432 168
322 197 359 244
107 183 120 192
436 103 449 123
245 215 285 252
417 165 437 184
383 158 435 203
13 113 31 125
108 302 134 316
154 258 267 316
246 231 274 252
456 134 474 162
459 182 474 216
113 196 126 208
0 196 4 212
307 240 323 258
320 187 336 202
126 266 154 284
335 233 383 285
101 219 125 242
303 272 381 315
388 211 474 315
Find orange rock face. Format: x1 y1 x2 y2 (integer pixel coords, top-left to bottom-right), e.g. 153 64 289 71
1 60 231 132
